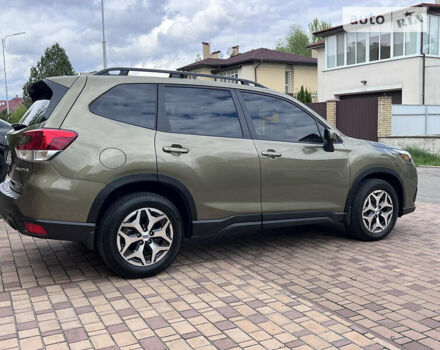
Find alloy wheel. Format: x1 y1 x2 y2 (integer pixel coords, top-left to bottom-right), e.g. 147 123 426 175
362 190 394 233
116 208 173 267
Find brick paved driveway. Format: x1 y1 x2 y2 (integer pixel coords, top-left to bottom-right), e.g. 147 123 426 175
0 202 438 350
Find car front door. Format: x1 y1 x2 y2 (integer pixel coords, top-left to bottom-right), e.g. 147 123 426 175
155 85 261 232
238 91 350 224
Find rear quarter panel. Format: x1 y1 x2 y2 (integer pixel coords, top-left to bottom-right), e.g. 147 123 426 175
52 77 157 185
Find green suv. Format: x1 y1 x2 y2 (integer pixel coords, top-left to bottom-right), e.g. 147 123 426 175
0 68 417 278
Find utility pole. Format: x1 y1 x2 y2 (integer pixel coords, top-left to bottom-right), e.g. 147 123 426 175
1 32 25 119
101 0 107 69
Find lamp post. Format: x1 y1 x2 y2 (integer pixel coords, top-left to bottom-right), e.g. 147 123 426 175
2 32 25 119
101 0 107 69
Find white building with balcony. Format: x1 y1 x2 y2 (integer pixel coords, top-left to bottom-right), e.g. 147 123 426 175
310 3 440 104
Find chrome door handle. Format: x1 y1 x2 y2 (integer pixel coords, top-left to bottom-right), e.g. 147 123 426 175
261 149 281 158
163 144 189 155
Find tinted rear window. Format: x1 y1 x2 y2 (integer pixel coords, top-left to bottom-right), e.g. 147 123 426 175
90 84 156 129
164 87 242 138
21 79 68 126
19 100 50 126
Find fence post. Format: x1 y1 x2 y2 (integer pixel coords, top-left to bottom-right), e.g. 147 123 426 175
326 100 337 126
377 96 392 138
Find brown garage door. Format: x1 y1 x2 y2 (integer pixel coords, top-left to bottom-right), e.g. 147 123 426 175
339 90 401 104
336 97 378 141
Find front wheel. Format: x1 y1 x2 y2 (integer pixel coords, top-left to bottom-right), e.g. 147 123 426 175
347 179 399 241
96 193 183 278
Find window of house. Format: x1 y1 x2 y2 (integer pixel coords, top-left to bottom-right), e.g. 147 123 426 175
346 32 356 65
218 70 239 83
405 31 418 55
326 14 434 69
336 33 345 66
241 92 323 143
380 32 391 59
285 70 292 94
164 87 242 138
326 36 336 68
89 84 156 129
369 32 380 61
393 31 404 57
429 15 439 55
356 32 367 63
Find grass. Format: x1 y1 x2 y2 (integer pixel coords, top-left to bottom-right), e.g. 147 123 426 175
405 147 440 167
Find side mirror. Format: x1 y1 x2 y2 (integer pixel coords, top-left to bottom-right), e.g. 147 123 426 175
323 129 336 152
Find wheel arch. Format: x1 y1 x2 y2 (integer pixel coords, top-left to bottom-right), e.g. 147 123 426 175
345 167 405 222
88 174 197 238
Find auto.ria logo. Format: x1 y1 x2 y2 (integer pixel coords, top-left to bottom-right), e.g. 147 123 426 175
343 7 427 33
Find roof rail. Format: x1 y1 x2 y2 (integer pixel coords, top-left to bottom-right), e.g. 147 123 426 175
93 67 267 88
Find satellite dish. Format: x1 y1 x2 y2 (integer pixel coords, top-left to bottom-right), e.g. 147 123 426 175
227 47 233 56
218 52 224 59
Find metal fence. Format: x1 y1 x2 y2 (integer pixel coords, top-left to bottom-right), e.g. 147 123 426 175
392 105 440 136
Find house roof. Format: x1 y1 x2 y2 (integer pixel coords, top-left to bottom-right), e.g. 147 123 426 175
312 3 440 38
0 96 24 113
178 48 317 71
306 40 325 49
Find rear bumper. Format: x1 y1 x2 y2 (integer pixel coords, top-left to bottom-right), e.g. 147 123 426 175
0 180 95 248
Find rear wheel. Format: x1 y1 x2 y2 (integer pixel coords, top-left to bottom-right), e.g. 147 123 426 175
96 193 183 278
347 179 399 241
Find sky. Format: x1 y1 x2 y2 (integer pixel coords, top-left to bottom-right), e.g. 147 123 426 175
0 0 416 100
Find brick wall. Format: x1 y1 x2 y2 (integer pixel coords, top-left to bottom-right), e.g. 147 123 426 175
326 100 337 126
377 96 392 138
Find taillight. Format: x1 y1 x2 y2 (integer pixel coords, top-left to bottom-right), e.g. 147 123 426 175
24 222 47 235
16 129 77 162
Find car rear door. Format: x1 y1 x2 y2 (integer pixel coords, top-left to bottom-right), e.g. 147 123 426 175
238 90 350 223
155 85 261 231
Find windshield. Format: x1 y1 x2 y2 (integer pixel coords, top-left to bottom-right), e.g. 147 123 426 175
19 100 50 126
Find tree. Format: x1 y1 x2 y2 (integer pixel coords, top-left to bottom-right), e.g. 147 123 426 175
308 19 332 43
0 110 7 122
276 25 311 57
23 43 76 105
276 19 332 57
8 104 28 124
295 85 312 104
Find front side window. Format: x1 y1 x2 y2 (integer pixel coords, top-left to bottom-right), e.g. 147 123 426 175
164 87 242 138
242 92 323 143
90 84 156 129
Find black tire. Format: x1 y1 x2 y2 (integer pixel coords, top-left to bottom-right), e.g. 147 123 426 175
96 192 183 278
346 179 399 241
0 155 7 182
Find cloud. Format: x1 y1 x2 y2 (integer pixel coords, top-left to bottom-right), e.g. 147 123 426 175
0 0 416 99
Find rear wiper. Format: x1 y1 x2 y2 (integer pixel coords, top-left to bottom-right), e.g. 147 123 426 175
11 123 27 131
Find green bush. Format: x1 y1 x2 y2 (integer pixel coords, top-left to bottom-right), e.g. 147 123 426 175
405 147 440 166
295 85 312 103
0 104 28 124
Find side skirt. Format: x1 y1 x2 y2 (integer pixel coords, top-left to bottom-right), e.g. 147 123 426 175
192 211 346 237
